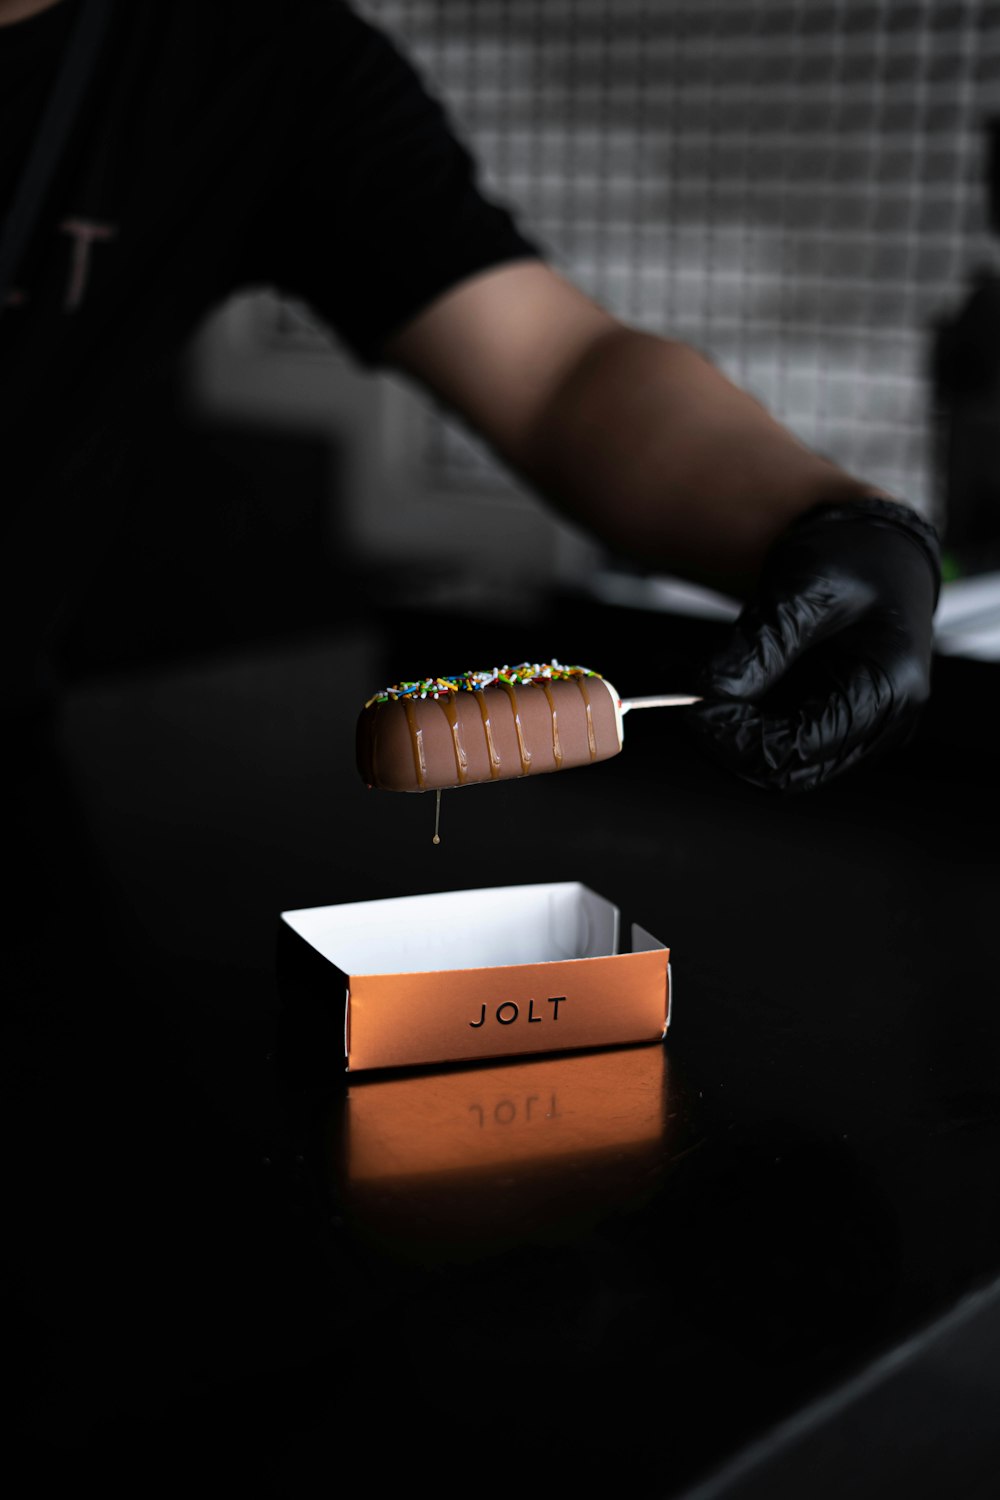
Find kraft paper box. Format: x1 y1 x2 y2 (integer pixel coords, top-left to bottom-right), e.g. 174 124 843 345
277 881 670 1073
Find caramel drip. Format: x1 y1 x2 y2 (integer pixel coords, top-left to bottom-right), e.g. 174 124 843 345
576 676 597 760
499 680 532 774
439 696 469 784
475 691 502 779
402 699 427 788
541 682 563 767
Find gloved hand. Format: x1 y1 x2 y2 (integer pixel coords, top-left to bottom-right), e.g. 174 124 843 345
685 497 942 792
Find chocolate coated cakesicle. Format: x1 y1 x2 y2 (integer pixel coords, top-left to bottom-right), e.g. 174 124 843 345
356 662 700 792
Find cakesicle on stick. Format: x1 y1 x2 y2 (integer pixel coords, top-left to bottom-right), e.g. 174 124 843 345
356 662 700 793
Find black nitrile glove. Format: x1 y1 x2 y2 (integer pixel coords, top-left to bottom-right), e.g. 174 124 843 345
686 497 942 792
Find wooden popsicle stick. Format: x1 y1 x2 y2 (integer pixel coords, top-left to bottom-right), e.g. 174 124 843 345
618 694 702 713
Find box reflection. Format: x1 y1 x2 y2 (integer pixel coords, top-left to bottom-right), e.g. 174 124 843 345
333 1043 676 1256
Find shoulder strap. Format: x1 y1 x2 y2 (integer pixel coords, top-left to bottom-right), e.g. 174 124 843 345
0 0 113 315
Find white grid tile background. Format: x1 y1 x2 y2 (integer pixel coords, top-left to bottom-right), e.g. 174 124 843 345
284 1 1000 525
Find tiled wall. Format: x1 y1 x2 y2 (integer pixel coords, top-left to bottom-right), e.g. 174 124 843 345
354 0 1000 525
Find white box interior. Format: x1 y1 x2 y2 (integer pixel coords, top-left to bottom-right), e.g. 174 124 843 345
282 881 653 974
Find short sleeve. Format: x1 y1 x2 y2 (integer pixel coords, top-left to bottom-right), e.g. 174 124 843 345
259 1 548 369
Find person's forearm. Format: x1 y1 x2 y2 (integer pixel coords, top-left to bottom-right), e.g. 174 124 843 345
510 324 887 596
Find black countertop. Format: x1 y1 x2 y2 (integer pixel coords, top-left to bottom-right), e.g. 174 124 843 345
6 595 1000 1496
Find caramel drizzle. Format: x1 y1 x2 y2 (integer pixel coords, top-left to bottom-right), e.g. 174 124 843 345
439 696 469 784
540 682 563 767
576 675 597 760
499 680 532 774
475 690 502 779
402 699 427 788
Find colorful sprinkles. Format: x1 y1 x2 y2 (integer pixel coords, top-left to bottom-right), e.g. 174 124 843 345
365 661 603 708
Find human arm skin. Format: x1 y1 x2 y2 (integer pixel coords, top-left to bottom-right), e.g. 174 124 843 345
378 258 886 598
0 1 66 25
379 258 941 791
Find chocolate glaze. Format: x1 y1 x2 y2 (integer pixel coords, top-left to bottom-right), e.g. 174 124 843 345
357 677 622 792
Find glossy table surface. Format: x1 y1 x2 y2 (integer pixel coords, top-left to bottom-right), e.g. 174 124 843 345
7 593 1000 1496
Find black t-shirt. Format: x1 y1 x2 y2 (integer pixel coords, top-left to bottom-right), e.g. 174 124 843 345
0 0 70 217
0 0 544 700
